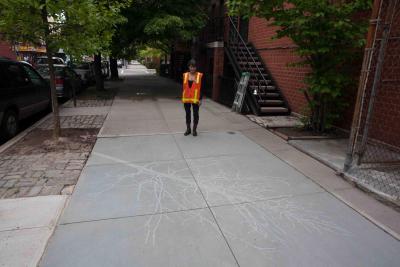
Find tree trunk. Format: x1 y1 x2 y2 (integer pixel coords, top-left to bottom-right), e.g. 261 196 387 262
70 55 77 107
110 57 119 80
94 53 104 91
41 4 61 139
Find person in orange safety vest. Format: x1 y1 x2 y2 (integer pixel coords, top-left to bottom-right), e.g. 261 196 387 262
182 59 203 136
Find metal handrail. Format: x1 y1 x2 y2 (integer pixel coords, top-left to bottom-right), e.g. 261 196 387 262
227 16 270 98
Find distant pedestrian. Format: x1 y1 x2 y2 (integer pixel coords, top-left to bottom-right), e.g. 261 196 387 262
182 59 203 136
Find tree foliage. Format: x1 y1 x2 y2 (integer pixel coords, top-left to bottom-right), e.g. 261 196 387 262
0 0 130 137
0 0 129 57
228 0 371 132
111 0 208 58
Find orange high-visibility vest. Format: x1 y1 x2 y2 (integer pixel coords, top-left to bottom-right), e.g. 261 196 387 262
182 72 203 104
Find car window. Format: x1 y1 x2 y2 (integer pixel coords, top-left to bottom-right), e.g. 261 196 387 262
54 58 64 64
36 58 45 64
36 58 64 65
36 66 64 77
22 65 45 86
5 64 31 87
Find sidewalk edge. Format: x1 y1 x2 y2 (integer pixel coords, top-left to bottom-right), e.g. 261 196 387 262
287 138 400 240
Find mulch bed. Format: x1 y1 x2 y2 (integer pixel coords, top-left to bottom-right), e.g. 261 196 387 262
3 128 99 156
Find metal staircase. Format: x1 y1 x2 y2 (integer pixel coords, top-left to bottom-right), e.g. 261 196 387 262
225 16 290 116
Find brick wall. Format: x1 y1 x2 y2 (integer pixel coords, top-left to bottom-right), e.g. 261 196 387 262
212 47 224 101
248 17 358 129
248 17 309 115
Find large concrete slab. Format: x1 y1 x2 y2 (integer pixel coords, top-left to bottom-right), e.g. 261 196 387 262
187 154 323 206
289 139 348 170
242 128 353 191
333 187 400 239
107 102 163 121
99 118 170 136
247 115 303 128
212 192 400 267
241 128 294 152
202 99 232 114
174 131 266 159
1 227 54 267
41 209 238 267
87 135 183 165
0 195 67 267
0 195 67 231
60 160 207 223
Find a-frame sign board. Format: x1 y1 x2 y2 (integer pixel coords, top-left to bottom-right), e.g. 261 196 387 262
232 72 250 113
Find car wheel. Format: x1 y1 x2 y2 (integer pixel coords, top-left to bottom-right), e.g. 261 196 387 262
1 110 19 140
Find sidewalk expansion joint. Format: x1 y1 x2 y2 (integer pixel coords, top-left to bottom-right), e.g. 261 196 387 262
60 206 209 226
172 133 241 267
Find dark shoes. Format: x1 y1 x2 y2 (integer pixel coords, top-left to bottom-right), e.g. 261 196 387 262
184 128 191 136
184 124 198 136
193 124 198 136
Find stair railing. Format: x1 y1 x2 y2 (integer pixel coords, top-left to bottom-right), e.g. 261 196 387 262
227 16 269 101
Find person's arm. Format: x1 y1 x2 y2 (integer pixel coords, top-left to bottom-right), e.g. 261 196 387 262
199 74 203 105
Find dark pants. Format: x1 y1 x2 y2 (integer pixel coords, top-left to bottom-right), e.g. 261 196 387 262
184 103 199 125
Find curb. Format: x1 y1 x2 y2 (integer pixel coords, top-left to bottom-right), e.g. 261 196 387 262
330 188 400 241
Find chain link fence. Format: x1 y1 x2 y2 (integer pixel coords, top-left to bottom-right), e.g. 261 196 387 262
345 0 400 203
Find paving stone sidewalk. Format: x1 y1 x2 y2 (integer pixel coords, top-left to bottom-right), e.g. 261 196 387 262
63 99 113 108
38 115 106 129
0 129 97 198
0 86 114 199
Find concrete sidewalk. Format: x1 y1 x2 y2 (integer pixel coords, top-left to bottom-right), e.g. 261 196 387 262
40 65 400 267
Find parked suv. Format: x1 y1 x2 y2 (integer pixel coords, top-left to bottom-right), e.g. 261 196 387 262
0 59 50 140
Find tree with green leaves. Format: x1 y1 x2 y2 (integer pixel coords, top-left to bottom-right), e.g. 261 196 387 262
0 0 129 138
109 0 208 79
91 0 130 90
228 0 371 132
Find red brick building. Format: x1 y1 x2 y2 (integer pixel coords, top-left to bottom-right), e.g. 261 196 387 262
0 38 16 60
170 0 399 152
187 1 375 127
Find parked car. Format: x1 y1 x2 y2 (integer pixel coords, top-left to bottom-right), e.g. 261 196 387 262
117 60 123 68
35 56 65 66
0 58 50 140
36 65 82 99
73 62 94 86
